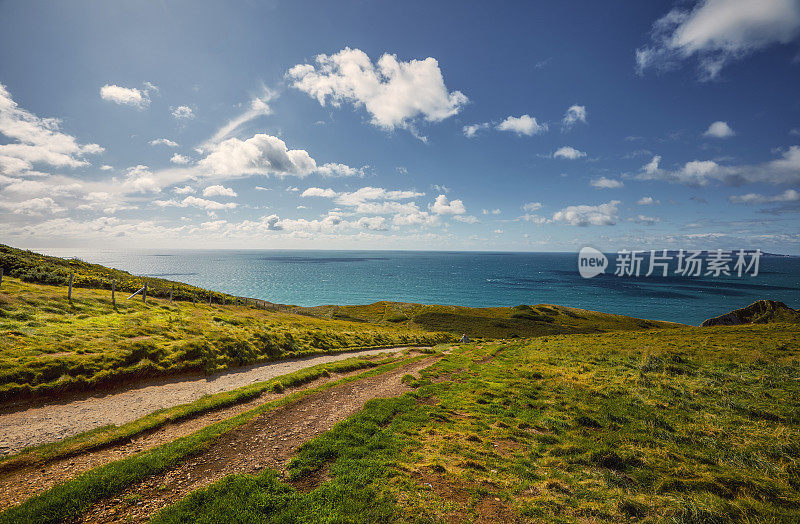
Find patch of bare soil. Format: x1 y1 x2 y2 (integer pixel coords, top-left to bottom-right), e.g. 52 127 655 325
0 347 416 456
412 466 520 523
0 365 378 512
76 357 439 523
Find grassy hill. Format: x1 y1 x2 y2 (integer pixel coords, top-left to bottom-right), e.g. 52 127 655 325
289 301 680 339
0 277 451 401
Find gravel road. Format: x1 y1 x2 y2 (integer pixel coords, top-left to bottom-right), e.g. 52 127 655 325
0 347 412 456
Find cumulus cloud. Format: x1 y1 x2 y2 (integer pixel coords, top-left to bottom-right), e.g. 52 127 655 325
463 122 490 138
521 213 549 224
155 195 237 210
150 138 179 147
287 47 467 137
100 84 151 108
522 202 543 212
562 105 587 130
430 194 466 215
636 0 800 79
552 200 620 226
637 196 660 205
173 185 195 194
553 146 587 159
171 105 195 120
202 185 237 197
199 134 316 178
482 208 501 215
590 177 624 189
703 120 735 138
0 83 103 175
301 187 338 198
453 215 478 223
729 189 800 204
0 196 65 215
496 114 547 136
315 162 365 177
170 153 191 164
635 146 800 185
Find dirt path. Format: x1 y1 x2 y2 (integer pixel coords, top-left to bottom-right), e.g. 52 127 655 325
78 356 438 523
0 347 416 457
0 362 390 512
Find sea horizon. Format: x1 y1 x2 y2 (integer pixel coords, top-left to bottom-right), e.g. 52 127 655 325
29 247 800 326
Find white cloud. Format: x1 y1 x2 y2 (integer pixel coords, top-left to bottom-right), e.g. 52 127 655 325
481 208 501 215
704 121 735 138
203 185 237 197
100 84 150 108
150 138 179 147
301 187 338 198
170 153 191 164
636 0 800 79
100 164 113 171
493 229 504 234
637 196 660 205
199 134 316 178
287 47 467 136
496 114 547 136
463 122 490 138
254 186 271 191
521 213 549 224
552 200 620 226
315 162 365 178
562 105 587 130
453 215 478 223
430 194 466 215
635 146 800 185
590 177 624 189
155 195 237 210
729 189 800 204
553 146 586 159
0 196 65 215
630 214 661 225
207 88 276 145
0 83 103 175
173 185 195 195
522 202 543 212
171 105 195 120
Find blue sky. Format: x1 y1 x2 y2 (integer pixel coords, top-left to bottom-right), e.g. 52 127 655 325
1 0 799 252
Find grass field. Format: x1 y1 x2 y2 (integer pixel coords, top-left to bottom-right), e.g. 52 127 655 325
0 277 451 401
148 323 800 523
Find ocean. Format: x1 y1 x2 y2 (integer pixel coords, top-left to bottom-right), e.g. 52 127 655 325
36 249 800 326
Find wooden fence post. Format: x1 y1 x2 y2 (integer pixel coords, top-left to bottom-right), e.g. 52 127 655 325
192 293 196 306
68 273 73 301
0 267 3 289
143 283 147 304
112 279 116 308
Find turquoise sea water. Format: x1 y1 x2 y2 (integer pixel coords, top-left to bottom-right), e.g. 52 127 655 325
37 249 800 325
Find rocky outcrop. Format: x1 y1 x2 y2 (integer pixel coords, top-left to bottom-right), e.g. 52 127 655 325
701 300 800 327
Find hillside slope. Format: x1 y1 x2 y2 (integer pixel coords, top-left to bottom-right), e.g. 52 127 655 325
701 299 800 327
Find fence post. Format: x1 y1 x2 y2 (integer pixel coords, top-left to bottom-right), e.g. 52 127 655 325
143 283 147 304
192 293 196 306
68 273 73 302
0 267 3 289
112 279 116 308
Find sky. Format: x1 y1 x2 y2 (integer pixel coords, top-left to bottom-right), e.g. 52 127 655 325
1 0 799 253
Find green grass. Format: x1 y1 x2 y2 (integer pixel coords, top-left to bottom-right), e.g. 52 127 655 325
290 300 681 339
152 323 800 523
0 355 432 524
0 277 452 401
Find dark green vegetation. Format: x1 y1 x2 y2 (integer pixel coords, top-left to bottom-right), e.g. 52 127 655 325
701 299 800 326
152 323 800 522
291 301 679 339
0 276 451 401
0 355 430 524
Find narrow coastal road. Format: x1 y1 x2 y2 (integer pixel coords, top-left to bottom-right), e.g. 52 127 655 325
0 347 417 456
